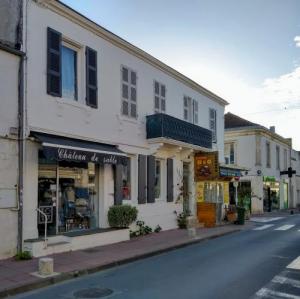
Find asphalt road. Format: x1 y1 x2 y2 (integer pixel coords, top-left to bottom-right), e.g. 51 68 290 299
13 215 300 299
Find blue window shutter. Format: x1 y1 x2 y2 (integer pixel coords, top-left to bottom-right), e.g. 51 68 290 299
138 155 147 204
86 47 98 108
47 27 62 97
167 158 174 202
147 155 155 203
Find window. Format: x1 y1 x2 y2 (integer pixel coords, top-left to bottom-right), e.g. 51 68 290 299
122 66 137 118
61 45 77 100
266 141 271 168
284 149 288 170
47 28 98 108
121 163 131 200
183 96 198 124
38 154 99 236
276 146 280 170
154 160 161 199
154 81 166 113
225 143 235 164
255 135 262 166
209 108 217 142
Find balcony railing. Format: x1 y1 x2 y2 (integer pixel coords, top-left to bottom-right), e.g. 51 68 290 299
146 113 212 149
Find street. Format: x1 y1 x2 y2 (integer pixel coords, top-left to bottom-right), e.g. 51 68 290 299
11 215 300 299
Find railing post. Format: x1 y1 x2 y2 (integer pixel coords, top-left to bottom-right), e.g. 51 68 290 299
36 208 48 249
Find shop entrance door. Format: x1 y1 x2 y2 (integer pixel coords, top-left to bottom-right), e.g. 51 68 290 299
183 162 190 214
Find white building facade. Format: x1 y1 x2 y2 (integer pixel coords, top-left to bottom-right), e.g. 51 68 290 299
224 113 298 214
0 0 227 258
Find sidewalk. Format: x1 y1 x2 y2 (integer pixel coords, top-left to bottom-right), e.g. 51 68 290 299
0 224 250 298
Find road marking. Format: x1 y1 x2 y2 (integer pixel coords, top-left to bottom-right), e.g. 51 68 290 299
251 217 284 223
275 225 295 231
253 224 274 230
287 256 300 270
272 275 300 288
256 287 300 298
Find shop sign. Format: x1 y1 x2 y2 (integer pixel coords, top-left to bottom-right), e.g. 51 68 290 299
43 147 128 165
223 182 229 204
194 152 219 181
263 176 276 182
196 182 204 202
219 167 241 177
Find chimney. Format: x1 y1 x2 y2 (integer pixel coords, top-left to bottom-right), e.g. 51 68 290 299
270 126 275 133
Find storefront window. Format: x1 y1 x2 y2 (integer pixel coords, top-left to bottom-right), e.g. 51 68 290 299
121 162 131 200
38 153 99 236
204 182 223 203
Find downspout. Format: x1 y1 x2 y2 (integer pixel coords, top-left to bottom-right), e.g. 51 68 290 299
17 52 25 253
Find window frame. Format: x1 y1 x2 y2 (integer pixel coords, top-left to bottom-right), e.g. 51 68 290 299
61 43 78 101
121 65 138 119
266 141 271 168
276 145 280 170
224 142 235 165
183 96 198 124
209 108 217 143
154 80 166 114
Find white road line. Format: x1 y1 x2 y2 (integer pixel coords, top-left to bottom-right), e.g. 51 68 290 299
272 275 300 288
256 287 300 298
287 256 300 270
253 224 275 231
275 225 295 231
251 217 284 223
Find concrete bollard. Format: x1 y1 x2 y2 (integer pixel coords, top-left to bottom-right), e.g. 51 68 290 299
187 227 197 238
38 257 54 276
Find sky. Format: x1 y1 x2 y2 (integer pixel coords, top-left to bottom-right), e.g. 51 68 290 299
61 0 300 150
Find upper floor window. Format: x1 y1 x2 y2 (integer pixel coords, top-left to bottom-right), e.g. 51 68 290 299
225 143 235 165
284 148 288 170
46 27 98 108
209 108 217 142
61 45 77 101
255 135 262 166
154 81 166 113
121 66 137 118
183 96 198 124
266 141 271 168
276 146 280 170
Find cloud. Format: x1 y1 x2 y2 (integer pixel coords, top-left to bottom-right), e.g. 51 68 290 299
295 36 300 48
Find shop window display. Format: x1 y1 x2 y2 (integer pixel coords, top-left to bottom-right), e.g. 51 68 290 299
121 163 131 200
38 153 98 236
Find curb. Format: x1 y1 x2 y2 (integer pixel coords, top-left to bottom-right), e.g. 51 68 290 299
0 228 240 298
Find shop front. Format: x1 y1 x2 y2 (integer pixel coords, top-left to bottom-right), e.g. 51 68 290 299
24 132 130 256
263 176 280 211
194 152 224 227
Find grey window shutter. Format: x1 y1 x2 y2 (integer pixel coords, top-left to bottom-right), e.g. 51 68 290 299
138 155 146 204
147 155 155 203
114 164 123 205
47 27 62 97
167 158 174 202
86 47 98 108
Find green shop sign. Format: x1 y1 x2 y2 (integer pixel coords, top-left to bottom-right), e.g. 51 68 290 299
263 176 276 182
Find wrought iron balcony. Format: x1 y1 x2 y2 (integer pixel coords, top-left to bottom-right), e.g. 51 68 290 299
146 113 212 149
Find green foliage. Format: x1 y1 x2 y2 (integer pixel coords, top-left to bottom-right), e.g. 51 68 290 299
130 220 153 237
108 204 138 228
15 251 32 261
177 212 188 229
154 225 162 233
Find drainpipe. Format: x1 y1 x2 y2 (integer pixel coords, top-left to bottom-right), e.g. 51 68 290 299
17 52 25 254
